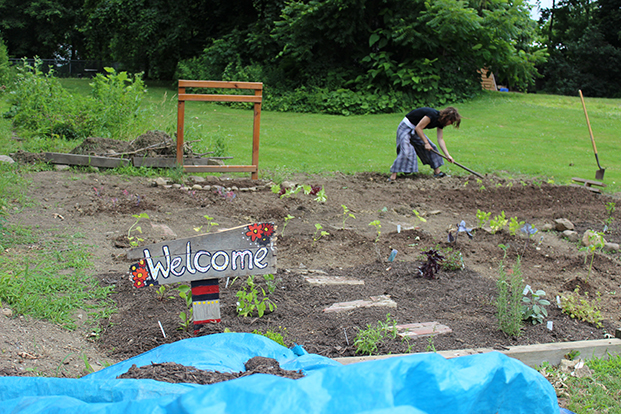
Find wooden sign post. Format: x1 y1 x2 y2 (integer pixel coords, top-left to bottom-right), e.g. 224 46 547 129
127 223 276 331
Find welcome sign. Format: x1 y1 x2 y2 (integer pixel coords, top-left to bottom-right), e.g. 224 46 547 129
127 223 277 287
127 223 277 329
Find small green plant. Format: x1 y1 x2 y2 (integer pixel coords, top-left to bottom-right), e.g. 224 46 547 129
476 209 491 228
353 314 399 355
508 217 526 236
369 220 381 243
490 211 507 234
194 215 219 233
127 213 149 247
521 286 550 325
476 178 486 191
412 209 427 223
496 250 525 337
282 214 294 236
263 273 278 294
313 187 327 203
426 325 437 352
580 231 605 282
252 326 288 347
236 275 277 317
312 223 329 246
604 202 616 227
560 286 603 328
156 285 175 301
341 205 356 229
437 246 465 271
176 284 193 330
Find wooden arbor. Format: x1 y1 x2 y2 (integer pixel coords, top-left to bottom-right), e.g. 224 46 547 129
176 80 263 179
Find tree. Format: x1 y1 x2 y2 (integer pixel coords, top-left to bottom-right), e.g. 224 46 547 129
0 0 84 59
538 0 621 97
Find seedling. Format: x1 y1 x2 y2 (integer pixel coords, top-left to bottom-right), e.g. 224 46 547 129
282 214 294 236
522 285 550 325
496 252 525 337
476 209 491 228
341 205 356 229
313 186 327 203
194 215 219 233
490 211 507 234
369 220 381 243
313 223 329 246
236 275 277 317
176 284 193 330
156 285 175 301
508 217 525 236
412 209 427 223
604 202 615 228
127 212 149 247
580 231 605 282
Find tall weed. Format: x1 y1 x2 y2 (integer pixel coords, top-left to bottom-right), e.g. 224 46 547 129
496 251 525 337
5 59 147 142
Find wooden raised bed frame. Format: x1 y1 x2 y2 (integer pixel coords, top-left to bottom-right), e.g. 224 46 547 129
176 80 263 179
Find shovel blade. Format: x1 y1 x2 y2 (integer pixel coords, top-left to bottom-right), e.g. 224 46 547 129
596 169 605 180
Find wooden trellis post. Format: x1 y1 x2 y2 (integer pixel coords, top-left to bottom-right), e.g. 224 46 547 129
176 80 263 180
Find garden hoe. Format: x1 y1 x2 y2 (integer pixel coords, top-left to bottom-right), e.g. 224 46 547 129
579 90 605 180
429 148 484 179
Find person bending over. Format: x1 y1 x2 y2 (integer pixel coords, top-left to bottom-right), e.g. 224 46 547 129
389 106 461 181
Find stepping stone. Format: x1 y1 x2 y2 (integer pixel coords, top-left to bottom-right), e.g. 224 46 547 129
323 295 396 313
396 322 452 339
304 275 364 286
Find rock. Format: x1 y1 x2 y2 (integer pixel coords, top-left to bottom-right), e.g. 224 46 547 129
207 159 225 166
192 184 202 190
188 176 205 183
0 155 15 164
603 242 619 253
554 218 574 231
540 223 554 232
154 177 168 187
281 181 296 189
562 230 579 243
55 164 71 171
582 230 605 247
2 308 12 317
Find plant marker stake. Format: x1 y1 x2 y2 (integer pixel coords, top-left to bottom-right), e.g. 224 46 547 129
397 224 401 233
344 328 349 346
388 249 398 262
547 321 553 331
225 277 230 288
158 320 166 338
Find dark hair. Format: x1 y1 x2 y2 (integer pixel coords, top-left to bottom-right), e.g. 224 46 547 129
439 107 461 128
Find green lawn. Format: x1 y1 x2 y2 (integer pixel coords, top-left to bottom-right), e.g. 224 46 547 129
1 80 619 192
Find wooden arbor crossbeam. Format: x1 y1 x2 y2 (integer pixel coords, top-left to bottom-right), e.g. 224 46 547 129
176 80 263 179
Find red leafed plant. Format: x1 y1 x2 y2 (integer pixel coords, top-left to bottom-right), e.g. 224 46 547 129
418 249 445 279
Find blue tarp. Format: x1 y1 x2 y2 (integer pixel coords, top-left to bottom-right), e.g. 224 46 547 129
0 333 560 414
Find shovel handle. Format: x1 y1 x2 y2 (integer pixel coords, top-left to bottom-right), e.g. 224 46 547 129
429 149 484 179
579 90 598 154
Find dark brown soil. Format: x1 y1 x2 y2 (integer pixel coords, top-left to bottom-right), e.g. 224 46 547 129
3 167 621 380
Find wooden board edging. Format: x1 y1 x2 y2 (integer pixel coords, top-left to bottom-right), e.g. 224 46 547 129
333 338 621 367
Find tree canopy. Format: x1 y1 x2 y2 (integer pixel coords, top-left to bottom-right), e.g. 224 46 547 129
3 0 617 109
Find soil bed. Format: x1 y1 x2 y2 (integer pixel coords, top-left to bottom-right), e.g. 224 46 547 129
2 168 620 379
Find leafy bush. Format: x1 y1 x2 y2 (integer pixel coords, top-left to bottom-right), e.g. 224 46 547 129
353 314 399 355
560 286 603 328
0 36 9 87
5 60 146 141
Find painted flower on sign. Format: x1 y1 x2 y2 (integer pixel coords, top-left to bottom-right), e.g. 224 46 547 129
245 222 275 245
130 259 150 289
246 223 264 242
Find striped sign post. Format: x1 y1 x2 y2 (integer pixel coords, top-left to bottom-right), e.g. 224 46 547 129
127 223 277 332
